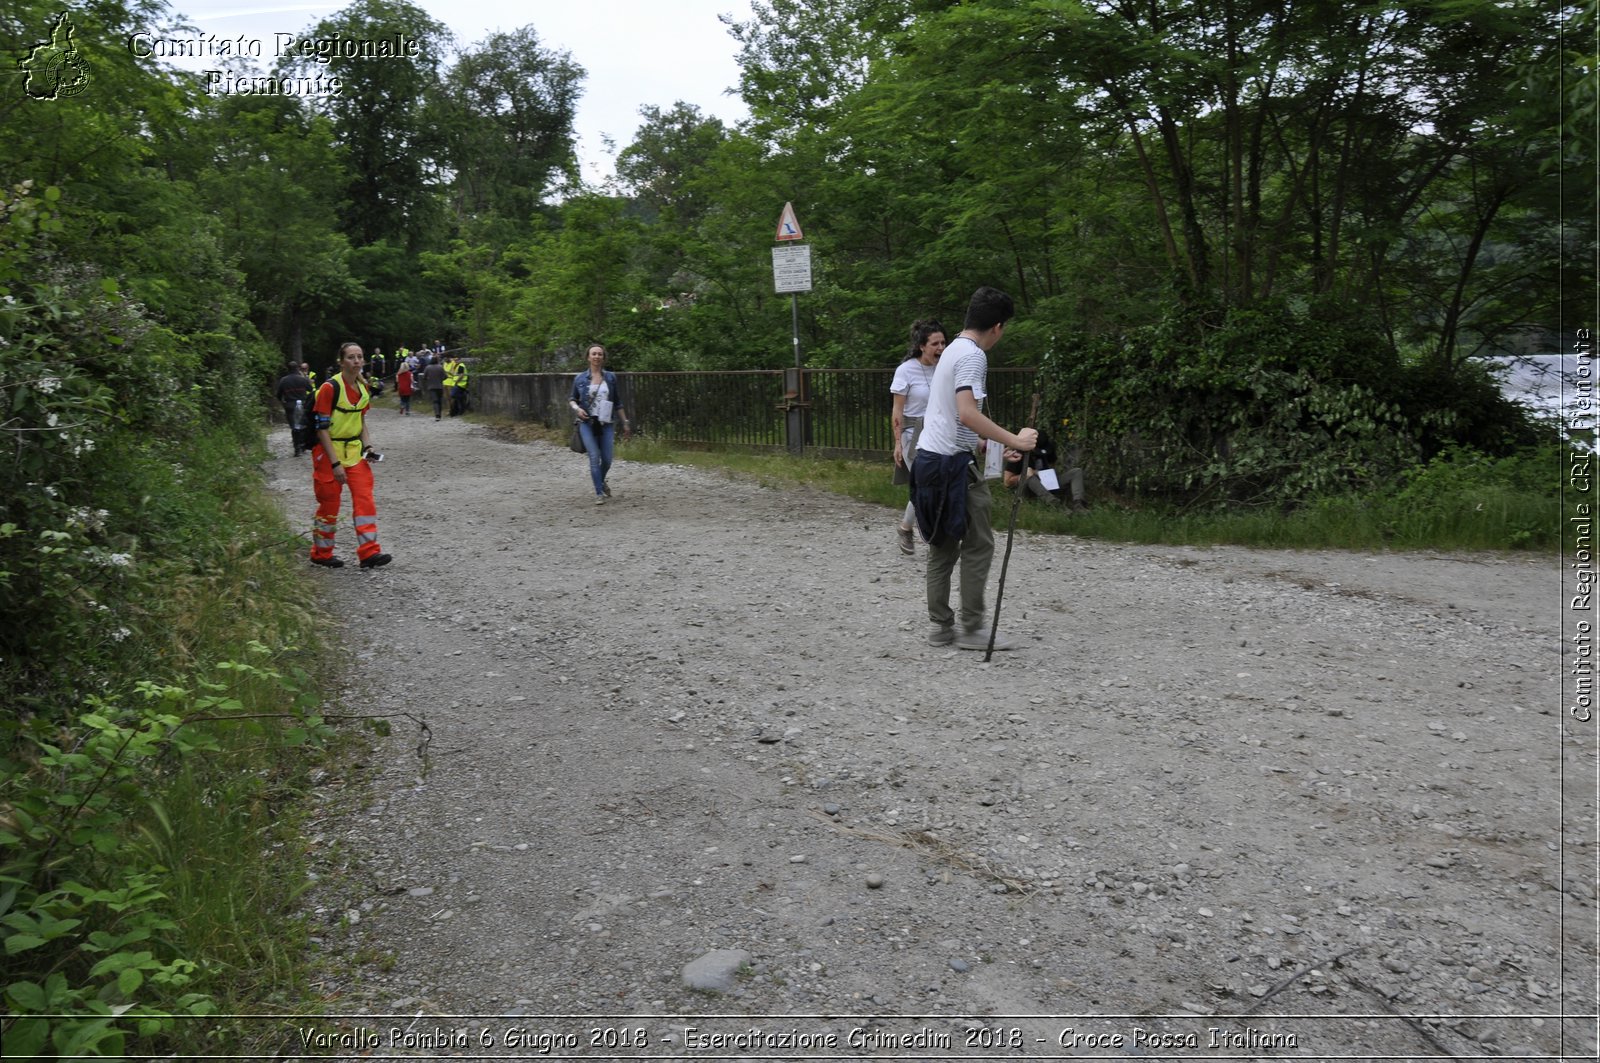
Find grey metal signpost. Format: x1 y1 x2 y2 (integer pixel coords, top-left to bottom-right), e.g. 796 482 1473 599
773 202 812 454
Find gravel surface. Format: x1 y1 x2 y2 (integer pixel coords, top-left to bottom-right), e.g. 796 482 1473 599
264 407 1596 1061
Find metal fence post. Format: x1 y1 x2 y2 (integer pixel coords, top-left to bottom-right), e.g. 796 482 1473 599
784 367 805 456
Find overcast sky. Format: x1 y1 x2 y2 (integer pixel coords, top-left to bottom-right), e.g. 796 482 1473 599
171 1 756 183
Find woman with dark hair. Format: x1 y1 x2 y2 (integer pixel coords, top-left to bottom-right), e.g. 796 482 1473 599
569 344 631 505
889 319 946 553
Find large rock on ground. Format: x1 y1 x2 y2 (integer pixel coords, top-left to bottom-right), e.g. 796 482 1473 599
681 949 752 993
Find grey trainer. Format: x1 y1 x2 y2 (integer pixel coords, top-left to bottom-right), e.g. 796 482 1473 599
956 626 1015 651
928 624 954 646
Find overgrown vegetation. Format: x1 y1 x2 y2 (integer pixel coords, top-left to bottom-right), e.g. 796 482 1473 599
1037 301 1555 507
588 427 1566 554
0 178 332 1054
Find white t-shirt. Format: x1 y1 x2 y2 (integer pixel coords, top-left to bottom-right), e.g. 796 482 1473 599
915 336 986 456
590 379 615 423
890 358 937 419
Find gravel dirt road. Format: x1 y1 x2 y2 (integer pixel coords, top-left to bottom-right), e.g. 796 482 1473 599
264 405 1596 1061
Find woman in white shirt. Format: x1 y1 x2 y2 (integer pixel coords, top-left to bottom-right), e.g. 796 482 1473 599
569 344 631 505
889 320 947 553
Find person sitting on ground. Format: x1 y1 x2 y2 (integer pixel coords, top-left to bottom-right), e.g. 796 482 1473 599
1002 429 1087 511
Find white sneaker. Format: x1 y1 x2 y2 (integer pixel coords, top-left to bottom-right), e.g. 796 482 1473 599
594 495 606 506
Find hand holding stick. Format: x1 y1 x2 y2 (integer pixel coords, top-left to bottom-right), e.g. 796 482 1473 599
986 392 1040 661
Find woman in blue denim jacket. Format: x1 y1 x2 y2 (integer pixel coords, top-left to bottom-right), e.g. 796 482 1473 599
569 344 631 504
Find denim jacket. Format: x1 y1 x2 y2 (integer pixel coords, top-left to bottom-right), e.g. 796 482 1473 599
571 369 620 419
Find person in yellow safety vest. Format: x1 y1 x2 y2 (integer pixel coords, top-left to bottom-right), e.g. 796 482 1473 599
441 354 458 416
309 342 391 570
448 356 469 416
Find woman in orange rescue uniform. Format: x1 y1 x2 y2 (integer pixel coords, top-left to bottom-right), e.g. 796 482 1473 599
310 342 392 569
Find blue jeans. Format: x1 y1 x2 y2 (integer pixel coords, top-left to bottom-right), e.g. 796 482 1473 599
577 419 615 496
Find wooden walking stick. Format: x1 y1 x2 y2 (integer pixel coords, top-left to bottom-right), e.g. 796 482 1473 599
985 392 1040 661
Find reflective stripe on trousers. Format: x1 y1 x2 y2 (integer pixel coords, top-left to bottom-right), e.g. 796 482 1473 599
310 448 382 561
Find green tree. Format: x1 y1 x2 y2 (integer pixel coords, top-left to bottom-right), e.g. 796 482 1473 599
616 102 727 225
474 194 645 365
440 26 584 223
279 0 453 250
194 94 358 360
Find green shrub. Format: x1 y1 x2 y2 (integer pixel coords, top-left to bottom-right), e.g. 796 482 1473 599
1 649 330 1056
1037 299 1541 508
1 183 335 1056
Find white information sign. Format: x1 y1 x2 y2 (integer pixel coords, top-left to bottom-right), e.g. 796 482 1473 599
772 244 813 293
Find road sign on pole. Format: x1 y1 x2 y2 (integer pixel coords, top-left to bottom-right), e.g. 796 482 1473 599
776 201 803 241
774 202 811 448
771 244 812 294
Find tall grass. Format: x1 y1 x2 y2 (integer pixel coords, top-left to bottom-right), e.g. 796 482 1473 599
140 482 333 1014
128 447 338 1041
0 432 337 1057
592 428 1562 552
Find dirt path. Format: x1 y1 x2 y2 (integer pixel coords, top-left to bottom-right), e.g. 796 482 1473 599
264 405 1595 1060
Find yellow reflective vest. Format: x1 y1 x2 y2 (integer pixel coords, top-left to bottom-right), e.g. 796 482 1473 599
319 376 370 467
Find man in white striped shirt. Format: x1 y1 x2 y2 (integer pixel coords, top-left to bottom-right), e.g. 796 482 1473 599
912 286 1038 650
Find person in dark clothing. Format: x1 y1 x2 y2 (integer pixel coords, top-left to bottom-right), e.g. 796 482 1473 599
1002 429 1087 510
421 356 447 419
274 363 315 456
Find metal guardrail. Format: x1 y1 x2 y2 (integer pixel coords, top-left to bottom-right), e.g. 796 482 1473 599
476 368 1041 459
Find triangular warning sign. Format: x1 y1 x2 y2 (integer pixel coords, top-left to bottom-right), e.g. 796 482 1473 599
775 201 803 241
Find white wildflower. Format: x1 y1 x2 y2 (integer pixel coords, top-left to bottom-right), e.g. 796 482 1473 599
111 626 131 642
46 411 59 427
37 376 61 393
107 552 133 567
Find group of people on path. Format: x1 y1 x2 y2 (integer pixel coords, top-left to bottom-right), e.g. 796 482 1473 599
892 285 1085 652
386 342 470 420
287 291 1061 657
289 340 630 568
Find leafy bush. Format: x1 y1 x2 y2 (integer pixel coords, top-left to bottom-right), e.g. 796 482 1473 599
1371 444 1561 548
1 649 330 1056
1 184 333 1055
1038 299 1540 507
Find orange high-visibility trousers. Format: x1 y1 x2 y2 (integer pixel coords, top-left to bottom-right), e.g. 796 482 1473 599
310 447 382 562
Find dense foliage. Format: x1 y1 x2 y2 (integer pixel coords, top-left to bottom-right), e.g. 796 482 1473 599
10 0 1584 452
1039 298 1553 503
1 3 334 1053
0 178 331 1054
